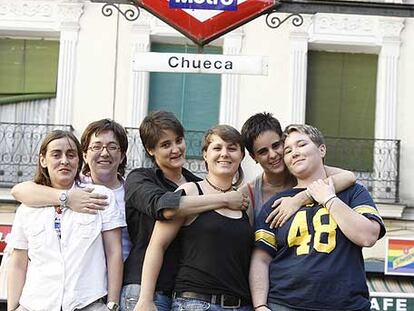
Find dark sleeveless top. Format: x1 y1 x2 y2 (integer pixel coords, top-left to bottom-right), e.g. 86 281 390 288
174 182 254 302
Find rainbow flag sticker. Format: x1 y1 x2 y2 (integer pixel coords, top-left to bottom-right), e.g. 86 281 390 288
385 237 414 276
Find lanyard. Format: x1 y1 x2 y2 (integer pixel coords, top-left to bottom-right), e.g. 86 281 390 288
54 206 64 239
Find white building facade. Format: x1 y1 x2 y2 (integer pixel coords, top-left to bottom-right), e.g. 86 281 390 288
0 0 413 307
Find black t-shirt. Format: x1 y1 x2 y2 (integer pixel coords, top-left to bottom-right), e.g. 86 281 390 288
123 167 201 290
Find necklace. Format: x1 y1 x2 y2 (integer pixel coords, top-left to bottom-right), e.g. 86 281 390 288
205 178 233 193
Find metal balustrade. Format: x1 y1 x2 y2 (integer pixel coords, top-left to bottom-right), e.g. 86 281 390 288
0 123 400 202
324 137 400 203
0 123 73 187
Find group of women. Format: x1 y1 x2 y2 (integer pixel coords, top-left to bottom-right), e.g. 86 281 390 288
6 111 355 311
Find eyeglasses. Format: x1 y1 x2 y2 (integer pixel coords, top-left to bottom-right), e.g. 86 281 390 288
88 143 120 153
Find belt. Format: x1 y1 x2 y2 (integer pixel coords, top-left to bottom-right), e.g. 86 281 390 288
173 291 249 308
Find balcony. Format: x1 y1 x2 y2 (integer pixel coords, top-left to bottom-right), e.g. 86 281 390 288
324 137 400 203
0 122 73 187
0 123 401 203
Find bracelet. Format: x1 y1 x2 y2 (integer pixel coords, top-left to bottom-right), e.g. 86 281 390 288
305 189 316 204
323 195 337 210
9 305 20 311
254 304 269 310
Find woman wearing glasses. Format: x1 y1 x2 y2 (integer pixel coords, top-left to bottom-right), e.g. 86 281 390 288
7 130 125 310
11 119 131 311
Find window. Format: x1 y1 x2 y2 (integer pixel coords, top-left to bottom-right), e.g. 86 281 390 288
306 51 377 171
148 43 221 157
0 38 59 123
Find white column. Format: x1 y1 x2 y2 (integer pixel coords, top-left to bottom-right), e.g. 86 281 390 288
289 16 312 124
55 1 83 125
376 32 402 140
373 18 404 201
220 30 243 127
376 43 399 140
128 25 151 128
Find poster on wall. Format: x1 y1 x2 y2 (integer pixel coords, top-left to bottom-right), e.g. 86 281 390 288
0 224 12 255
385 237 414 276
134 0 276 45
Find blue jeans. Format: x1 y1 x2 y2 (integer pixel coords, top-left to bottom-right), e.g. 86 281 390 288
120 284 172 311
268 302 301 311
172 297 253 311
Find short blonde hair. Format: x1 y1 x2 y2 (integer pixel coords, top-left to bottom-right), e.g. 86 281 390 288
283 124 325 147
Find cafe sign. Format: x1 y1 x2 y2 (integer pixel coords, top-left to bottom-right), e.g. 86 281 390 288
370 295 414 311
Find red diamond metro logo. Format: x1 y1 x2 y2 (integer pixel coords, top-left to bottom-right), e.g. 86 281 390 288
134 0 276 46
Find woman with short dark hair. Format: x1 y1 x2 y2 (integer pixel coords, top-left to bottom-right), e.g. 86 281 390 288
135 124 254 311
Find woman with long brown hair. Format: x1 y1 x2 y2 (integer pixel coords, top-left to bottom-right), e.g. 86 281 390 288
7 130 124 311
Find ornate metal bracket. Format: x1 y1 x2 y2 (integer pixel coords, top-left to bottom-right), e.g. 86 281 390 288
101 2 140 21
265 11 304 29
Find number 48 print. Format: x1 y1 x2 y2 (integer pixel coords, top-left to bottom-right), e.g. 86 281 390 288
288 208 338 255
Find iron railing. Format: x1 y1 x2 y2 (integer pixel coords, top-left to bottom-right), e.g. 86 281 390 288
0 123 74 186
325 137 400 203
0 123 400 202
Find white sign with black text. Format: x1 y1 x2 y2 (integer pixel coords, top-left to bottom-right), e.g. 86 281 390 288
133 52 269 75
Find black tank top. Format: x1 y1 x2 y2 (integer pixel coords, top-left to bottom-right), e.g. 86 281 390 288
174 182 253 301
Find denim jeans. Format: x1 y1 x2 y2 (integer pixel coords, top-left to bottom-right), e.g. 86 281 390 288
268 302 301 311
17 301 107 311
120 284 172 311
172 297 253 311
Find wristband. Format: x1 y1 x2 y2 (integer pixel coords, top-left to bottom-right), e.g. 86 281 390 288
254 304 269 310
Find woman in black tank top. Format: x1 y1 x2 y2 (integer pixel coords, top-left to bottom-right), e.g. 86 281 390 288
135 125 254 311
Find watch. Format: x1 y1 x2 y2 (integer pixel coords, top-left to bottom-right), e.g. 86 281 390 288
59 191 68 209
107 302 119 311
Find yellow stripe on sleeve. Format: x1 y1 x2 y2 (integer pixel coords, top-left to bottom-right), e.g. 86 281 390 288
255 229 277 250
354 205 382 220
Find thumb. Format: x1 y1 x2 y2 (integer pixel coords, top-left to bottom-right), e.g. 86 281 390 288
83 187 94 193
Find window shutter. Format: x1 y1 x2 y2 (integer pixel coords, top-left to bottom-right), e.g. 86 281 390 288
0 39 59 105
306 51 377 171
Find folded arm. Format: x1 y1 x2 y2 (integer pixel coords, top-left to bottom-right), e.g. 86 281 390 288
125 170 247 221
268 166 356 228
308 178 381 247
11 181 107 214
163 185 249 219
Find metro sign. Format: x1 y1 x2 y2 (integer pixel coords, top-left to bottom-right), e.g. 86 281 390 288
134 0 276 46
